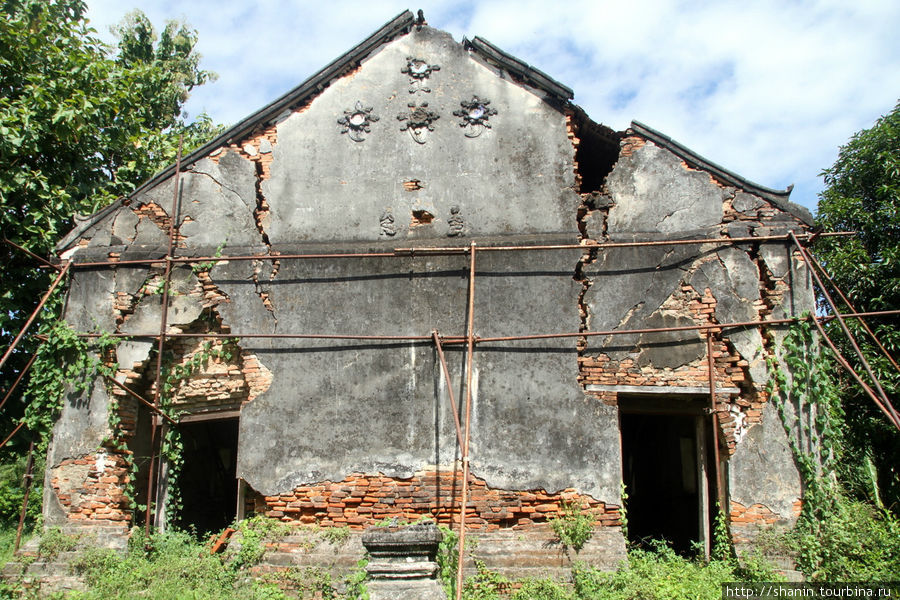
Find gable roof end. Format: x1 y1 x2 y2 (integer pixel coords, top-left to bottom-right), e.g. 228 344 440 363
630 121 814 225
463 36 574 103
56 10 417 253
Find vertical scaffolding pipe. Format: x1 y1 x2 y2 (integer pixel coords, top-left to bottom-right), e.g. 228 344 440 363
706 332 726 512
0 261 70 373
455 242 477 600
145 138 184 533
789 233 900 426
14 440 35 552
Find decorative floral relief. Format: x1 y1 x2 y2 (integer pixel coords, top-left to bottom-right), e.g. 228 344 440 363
397 102 440 144
338 101 379 142
453 96 497 138
401 56 440 94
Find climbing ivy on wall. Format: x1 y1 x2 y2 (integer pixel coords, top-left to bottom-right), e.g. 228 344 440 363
766 316 843 518
766 317 900 580
23 319 119 451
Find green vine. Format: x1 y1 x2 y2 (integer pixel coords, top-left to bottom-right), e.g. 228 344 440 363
23 320 119 451
191 239 227 273
766 316 842 520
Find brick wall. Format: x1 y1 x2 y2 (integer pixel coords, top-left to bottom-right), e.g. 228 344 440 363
49 453 131 527
248 470 621 532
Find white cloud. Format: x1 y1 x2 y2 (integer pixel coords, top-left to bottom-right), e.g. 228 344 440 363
84 0 900 214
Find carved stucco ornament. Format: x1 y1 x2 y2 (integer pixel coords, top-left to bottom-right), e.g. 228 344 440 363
401 56 440 94
379 210 397 237
453 96 497 138
338 101 379 142
397 102 440 144
447 206 465 237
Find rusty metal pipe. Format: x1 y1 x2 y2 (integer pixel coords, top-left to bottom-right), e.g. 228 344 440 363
0 351 39 414
146 138 184 533
104 376 177 426
706 332 725 511
0 420 26 450
14 440 35 552
790 233 900 427
67 310 900 346
803 247 900 372
455 242 477 600
59 231 856 269
3 238 63 271
806 314 900 430
0 262 70 373
432 331 464 450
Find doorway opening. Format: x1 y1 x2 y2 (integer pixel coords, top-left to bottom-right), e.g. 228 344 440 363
620 401 717 556
172 417 240 537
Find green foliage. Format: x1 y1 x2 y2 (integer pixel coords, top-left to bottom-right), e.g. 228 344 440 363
0 453 43 525
21 320 118 450
342 558 370 600
461 558 509 600
192 239 228 272
224 515 291 572
768 319 900 580
549 502 594 552
320 524 351 546
68 528 280 600
814 100 900 512
36 527 79 561
767 317 843 521
510 578 573 600
785 496 900 581
711 505 733 562
573 543 749 600
0 0 220 455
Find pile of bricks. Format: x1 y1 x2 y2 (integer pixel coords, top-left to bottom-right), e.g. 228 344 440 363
249 470 621 531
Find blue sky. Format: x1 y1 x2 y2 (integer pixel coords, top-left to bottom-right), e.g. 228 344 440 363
84 0 900 215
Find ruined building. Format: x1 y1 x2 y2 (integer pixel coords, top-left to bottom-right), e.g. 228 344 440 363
46 10 815 577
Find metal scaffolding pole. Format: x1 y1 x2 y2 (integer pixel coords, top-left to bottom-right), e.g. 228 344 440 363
0 262 70 373
790 233 900 427
57 231 854 270
456 242 477 600
145 138 183 533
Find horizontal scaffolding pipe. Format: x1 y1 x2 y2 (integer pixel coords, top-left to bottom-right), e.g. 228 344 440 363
57 231 855 269
68 309 900 344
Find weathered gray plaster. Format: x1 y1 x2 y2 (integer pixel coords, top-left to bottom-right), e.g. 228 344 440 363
62 269 116 333
231 247 618 501
111 209 139 244
179 152 262 250
729 400 801 520
689 247 766 384
119 267 203 336
261 27 580 246
606 142 730 235
583 238 701 359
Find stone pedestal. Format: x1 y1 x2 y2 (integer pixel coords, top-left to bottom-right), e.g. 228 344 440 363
362 522 447 600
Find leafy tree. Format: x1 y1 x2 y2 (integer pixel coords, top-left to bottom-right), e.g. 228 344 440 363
0 0 220 474
814 101 900 513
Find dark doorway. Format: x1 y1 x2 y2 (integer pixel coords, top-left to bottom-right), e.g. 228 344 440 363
173 418 239 537
621 411 713 555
